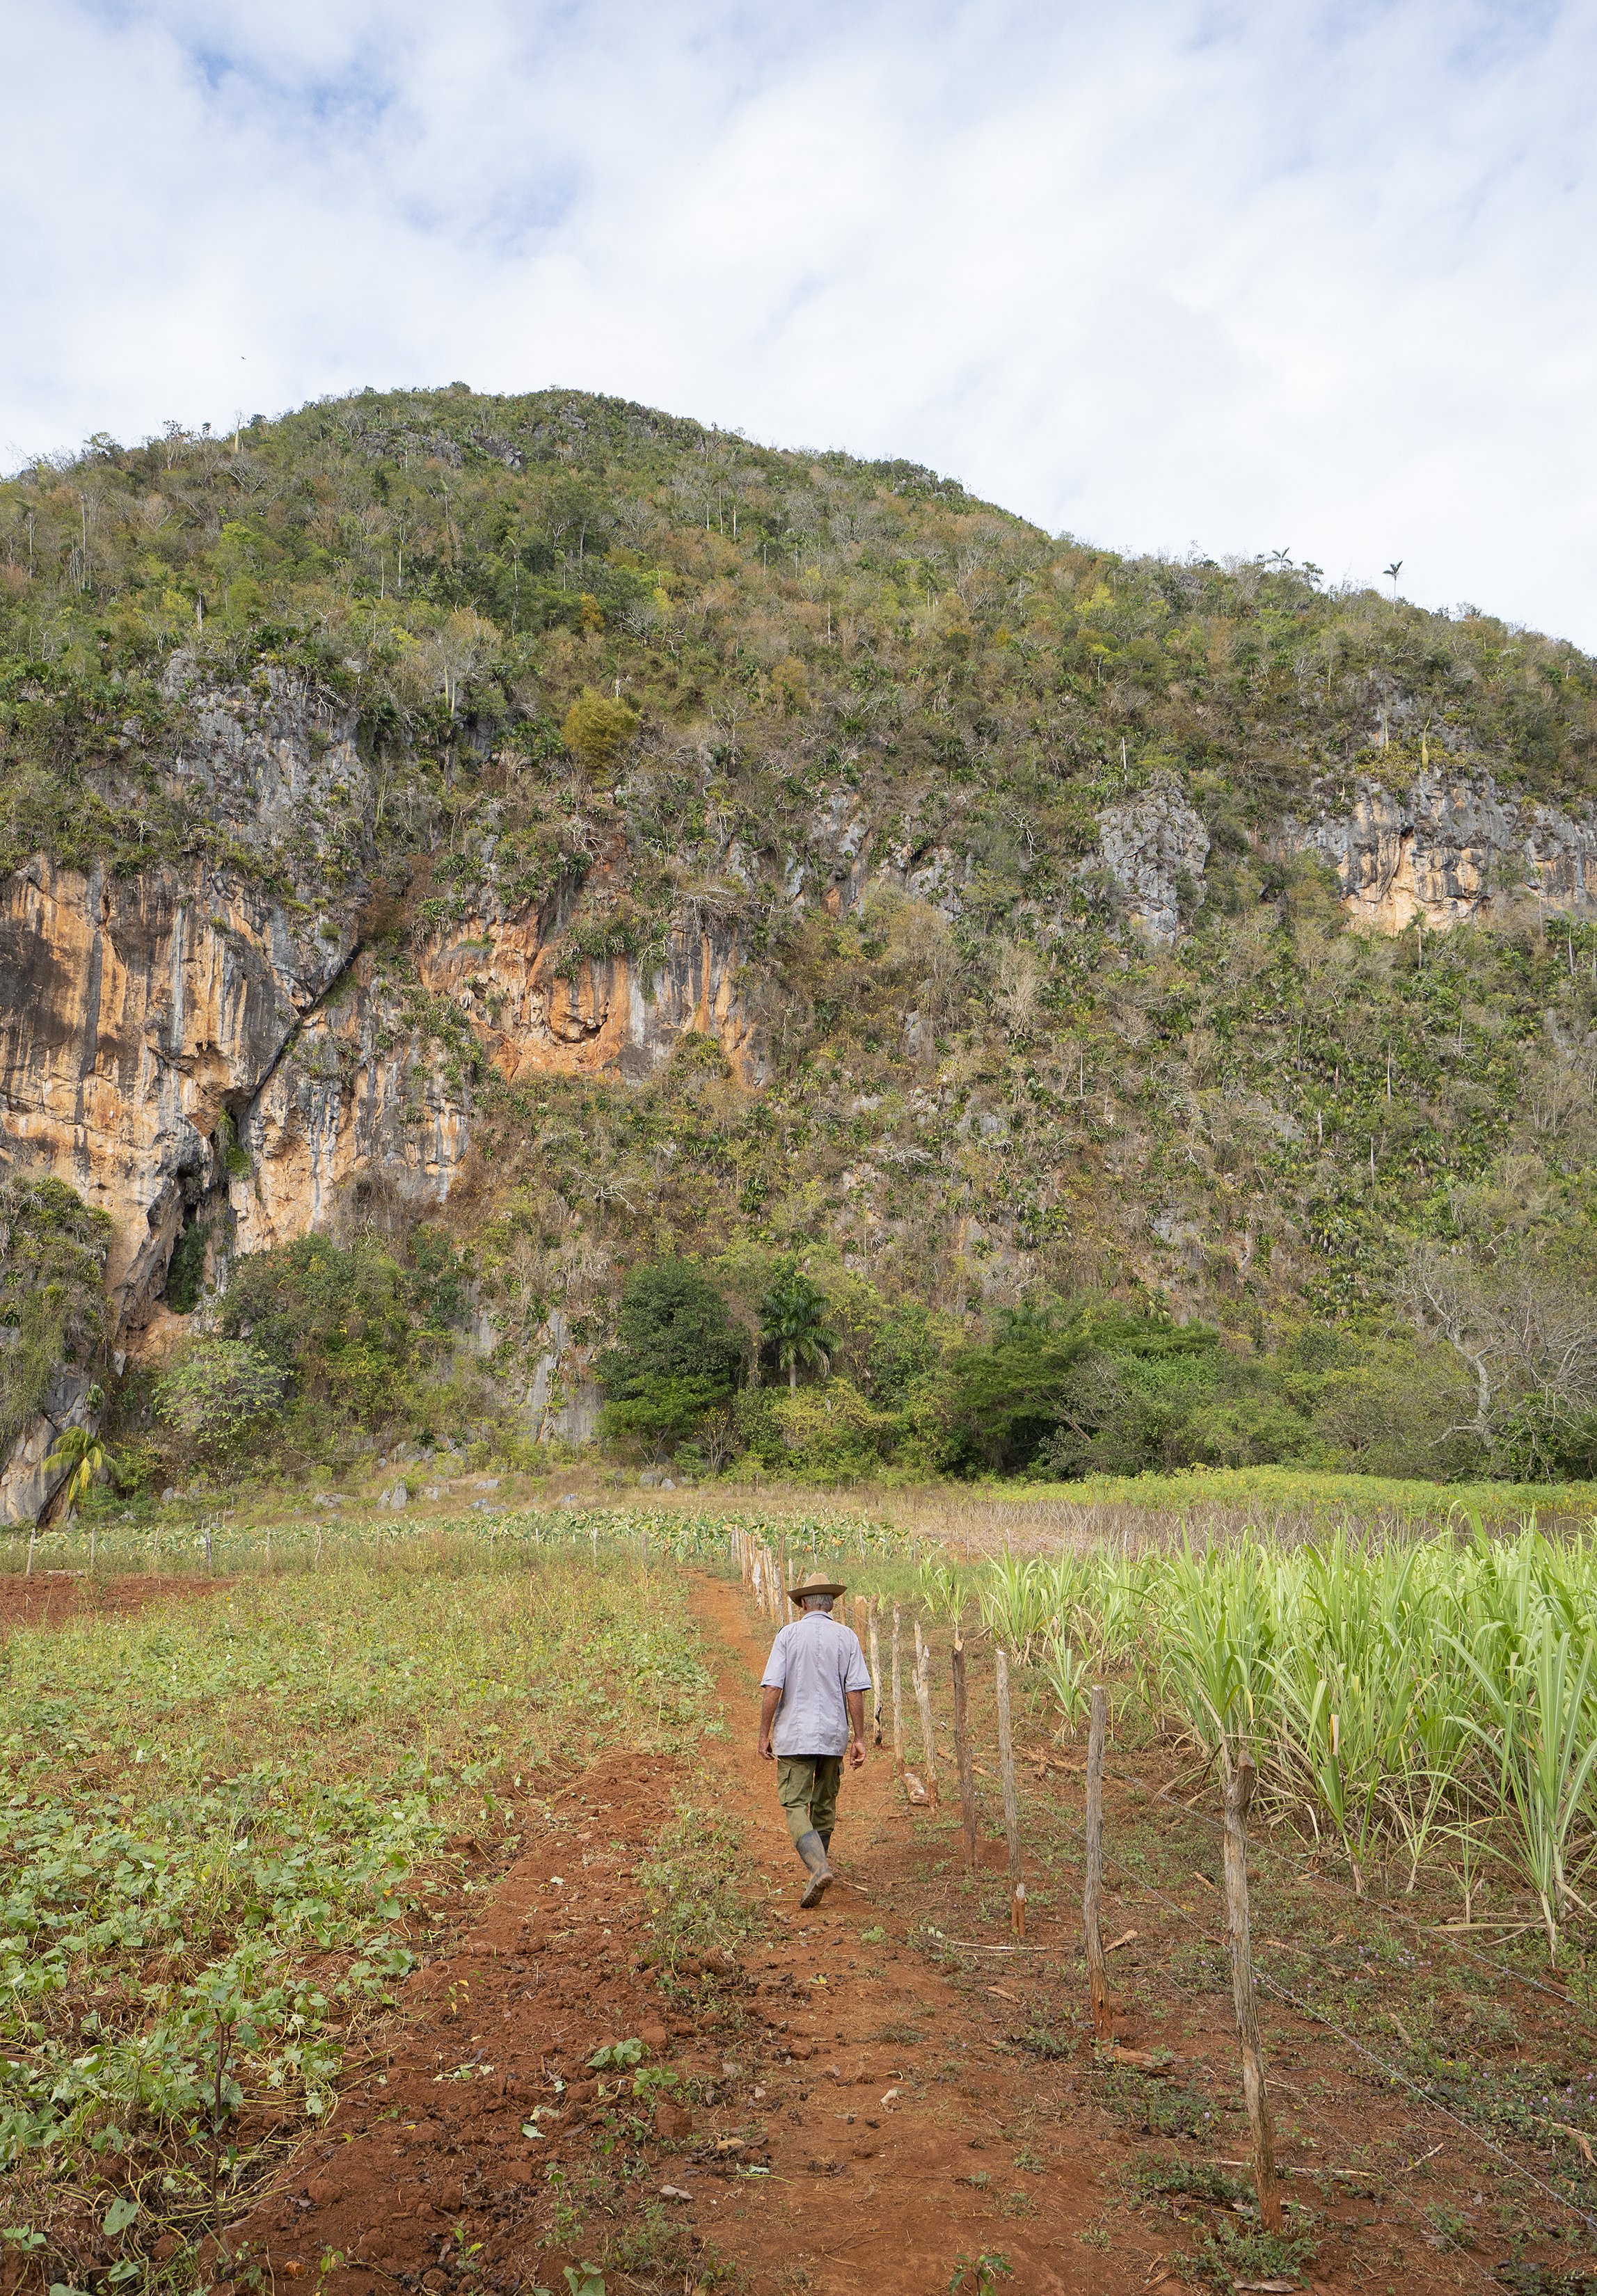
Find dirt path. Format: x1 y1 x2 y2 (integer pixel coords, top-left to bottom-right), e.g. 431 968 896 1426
235 1579 1152 2296
685 1574 1155 2296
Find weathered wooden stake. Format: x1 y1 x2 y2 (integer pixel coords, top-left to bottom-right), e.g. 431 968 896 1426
1221 1748 1281 2231
1083 1683 1113 2040
913 1622 939 1805
867 1604 883 1744
951 1631 978 1870
891 1607 904 1767
995 1645 1023 1928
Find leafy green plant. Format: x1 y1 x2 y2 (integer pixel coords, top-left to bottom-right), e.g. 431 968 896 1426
42 1408 111 1516
587 2039 644 2071
948 2254 1012 2295
759 1261 836 1394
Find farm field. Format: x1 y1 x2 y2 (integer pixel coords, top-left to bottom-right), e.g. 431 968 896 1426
1 1502 1595 2296
35 1465 1597 1584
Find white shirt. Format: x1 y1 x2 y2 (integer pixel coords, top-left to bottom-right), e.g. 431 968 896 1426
761 1612 873 1757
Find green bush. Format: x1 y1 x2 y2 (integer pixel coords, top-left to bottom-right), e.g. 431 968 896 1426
153 1339 286 1461
597 1259 747 1457
164 1216 209 1314
0 1176 111 1445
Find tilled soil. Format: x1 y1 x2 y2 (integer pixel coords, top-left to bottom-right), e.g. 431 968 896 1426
0 1570 226 1635
235 1749 694 2292
224 1575 1564 2296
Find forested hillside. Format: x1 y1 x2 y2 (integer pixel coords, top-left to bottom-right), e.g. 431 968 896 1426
3 384 1597 1501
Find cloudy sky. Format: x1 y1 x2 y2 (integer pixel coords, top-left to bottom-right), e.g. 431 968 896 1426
5 1 1596 642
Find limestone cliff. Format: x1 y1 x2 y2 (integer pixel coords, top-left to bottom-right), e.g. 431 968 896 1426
0 641 766 1516
1084 769 1597 944
1096 784 1212 943
1278 771 1597 931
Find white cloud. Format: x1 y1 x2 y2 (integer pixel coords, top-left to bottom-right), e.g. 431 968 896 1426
4 0 1596 639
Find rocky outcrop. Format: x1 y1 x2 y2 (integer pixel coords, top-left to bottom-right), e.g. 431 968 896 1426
230 907 761 1255
0 1362 96 1529
1096 784 1211 943
1088 768 1597 943
416 905 763 1087
1281 772 1597 932
0 856 358 1325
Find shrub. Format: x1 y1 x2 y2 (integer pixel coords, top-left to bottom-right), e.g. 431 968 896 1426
766 1378 899 1481
0 1175 111 1446
562 686 637 774
598 1259 747 1458
153 1339 287 1462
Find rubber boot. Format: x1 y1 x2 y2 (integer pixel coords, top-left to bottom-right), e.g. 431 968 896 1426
794 1828 834 1908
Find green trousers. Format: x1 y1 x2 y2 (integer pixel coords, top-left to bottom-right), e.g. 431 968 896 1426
777 1754 843 1844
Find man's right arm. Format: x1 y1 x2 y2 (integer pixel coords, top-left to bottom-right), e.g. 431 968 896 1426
758 1631 786 1762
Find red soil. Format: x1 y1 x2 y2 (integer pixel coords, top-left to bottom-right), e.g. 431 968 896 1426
0 1570 225 1635
220 1574 1564 2296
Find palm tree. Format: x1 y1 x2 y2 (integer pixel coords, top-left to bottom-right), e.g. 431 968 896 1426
1383 560 1403 597
44 1418 111 1517
33 1392 112 1577
759 1262 836 1394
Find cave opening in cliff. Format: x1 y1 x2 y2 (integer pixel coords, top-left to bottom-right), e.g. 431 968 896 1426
162 1109 250 1316
164 1202 209 1315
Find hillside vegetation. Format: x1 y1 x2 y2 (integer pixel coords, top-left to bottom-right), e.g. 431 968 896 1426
4 385 1597 1493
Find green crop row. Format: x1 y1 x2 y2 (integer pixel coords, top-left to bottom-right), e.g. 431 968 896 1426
932 1520 1597 1961
0 1540 708 2238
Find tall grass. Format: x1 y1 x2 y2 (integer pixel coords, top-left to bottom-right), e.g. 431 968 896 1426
951 1520 1597 1960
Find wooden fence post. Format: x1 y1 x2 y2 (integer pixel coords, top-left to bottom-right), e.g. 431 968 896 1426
1221 1749 1281 2231
951 1631 978 1871
866 1604 883 1745
913 1622 939 1805
891 1607 904 1769
995 1646 1024 1934
1083 1684 1113 2041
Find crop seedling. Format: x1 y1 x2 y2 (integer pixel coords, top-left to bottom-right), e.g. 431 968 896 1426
948 2254 1012 2295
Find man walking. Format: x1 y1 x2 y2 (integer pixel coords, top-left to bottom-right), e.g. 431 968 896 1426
758 1570 871 1907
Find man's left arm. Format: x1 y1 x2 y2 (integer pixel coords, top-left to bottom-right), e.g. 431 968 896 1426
843 1636 872 1769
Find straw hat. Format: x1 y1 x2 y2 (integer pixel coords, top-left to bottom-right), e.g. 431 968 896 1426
788 1569 847 1605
